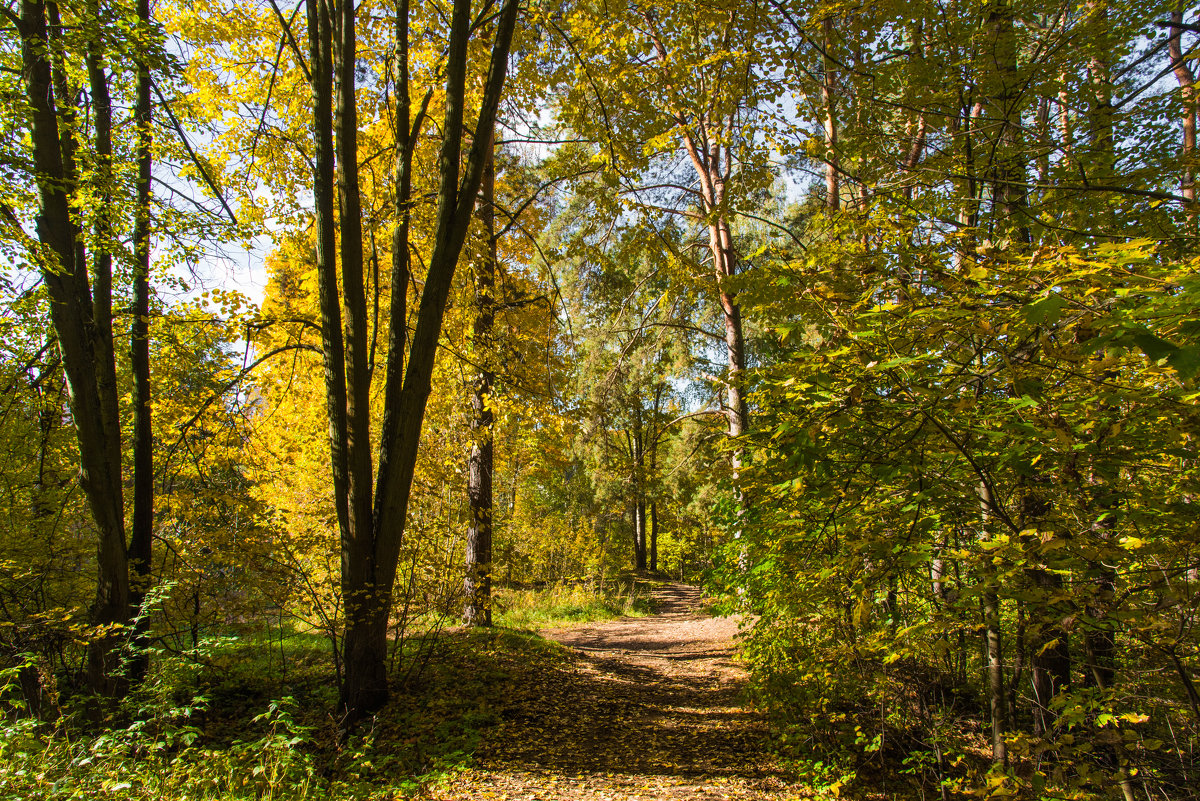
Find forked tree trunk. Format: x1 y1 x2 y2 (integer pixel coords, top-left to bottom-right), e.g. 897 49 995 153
644 15 748 484
333 0 386 716
307 0 520 722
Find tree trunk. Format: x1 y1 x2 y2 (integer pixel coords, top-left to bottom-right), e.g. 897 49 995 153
307 0 350 557
85 0 122 501
1020 483 1070 739
465 143 496 627
635 498 647 571
83 0 131 697
333 0 520 723
306 0 373 715
20 0 130 699
1083 12 1135 797
336 0 375 568
649 501 658 573
984 0 1029 244
1028 567 1071 738
1170 7 1198 220
822 15 839 211
128 0 155 683
643 19 748 479
979 479 1007 767
983 590 1008 766
332 0 386 719
632 407 647 571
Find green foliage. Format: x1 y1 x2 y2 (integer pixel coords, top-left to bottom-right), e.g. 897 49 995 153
10 0 1200 793
0 626 579 800
736 235 1200 794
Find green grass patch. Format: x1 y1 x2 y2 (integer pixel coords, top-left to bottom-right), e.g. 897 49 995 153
0 626 570 800
493 579 652 629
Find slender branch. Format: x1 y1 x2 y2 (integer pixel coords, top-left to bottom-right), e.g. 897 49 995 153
151 81 238 225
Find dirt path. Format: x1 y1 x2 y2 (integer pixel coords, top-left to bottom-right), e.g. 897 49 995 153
431 583 803 800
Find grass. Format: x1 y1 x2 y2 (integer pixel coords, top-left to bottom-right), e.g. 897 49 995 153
0 578 654 801
492 578 653 629
0 627 575 800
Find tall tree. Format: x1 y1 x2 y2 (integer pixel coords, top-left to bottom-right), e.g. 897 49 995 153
464 143 497 627
551 0 787 511
304 0 520 719
15 0 159 696
128 0 156 681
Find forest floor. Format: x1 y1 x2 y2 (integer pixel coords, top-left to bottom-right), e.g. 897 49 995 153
429 582 810 800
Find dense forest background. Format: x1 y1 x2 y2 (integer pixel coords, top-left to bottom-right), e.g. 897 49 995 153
3 0 1200 796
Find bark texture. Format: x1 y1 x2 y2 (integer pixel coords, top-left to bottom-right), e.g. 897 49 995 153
305 0 520 721
465 144 496 628
20 0 131 698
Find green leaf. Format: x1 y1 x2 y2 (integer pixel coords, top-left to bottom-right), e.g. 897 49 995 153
1130 331 1177 362
1023 294 1068 326
1167 345 1200 379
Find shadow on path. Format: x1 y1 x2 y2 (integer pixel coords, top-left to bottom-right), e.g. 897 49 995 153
446 582 795 798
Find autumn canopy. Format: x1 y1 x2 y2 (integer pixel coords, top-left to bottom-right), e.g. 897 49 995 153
2 0 1200 797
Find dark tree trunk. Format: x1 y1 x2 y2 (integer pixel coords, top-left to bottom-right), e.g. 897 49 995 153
332 0 520 723
85 0 121 496
20 0 130 699
649 501 658 573
1020 480 1070 738
465 143 496 627
1028 566 1071 738
82 0 130 696
128 0 155 682
307 0 350 557
333 0 385 719
634 499 647 571
336 0 374 545
306 0 379 717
